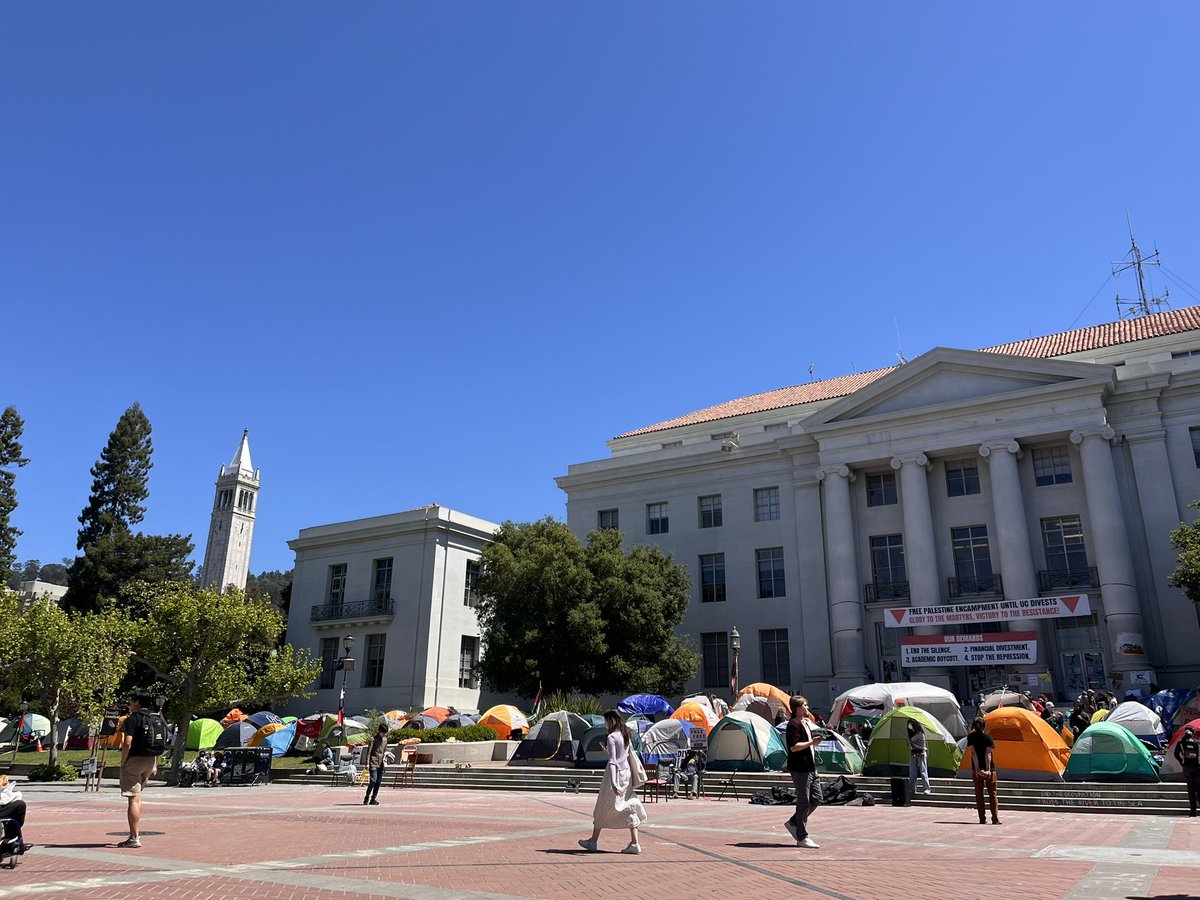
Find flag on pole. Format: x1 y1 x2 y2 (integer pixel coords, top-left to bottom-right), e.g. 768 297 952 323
729 654 738 700
338 684 345 725
532 680 543 719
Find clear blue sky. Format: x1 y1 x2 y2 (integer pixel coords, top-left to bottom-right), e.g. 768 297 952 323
5 3 1200 575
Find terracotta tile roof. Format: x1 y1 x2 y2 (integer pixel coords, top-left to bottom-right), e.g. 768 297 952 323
616 306 1200 439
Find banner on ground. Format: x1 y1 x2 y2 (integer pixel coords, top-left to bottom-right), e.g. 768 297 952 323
884 594 1090 628
900 632 1038 667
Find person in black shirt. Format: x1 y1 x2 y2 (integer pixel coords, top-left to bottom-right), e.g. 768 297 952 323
966 717 1000 825
783 696 822 849
1174 724 1199 817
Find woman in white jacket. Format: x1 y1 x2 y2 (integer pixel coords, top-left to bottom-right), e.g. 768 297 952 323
578 710 647 855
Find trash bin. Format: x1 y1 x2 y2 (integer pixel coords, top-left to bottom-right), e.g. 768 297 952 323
890 777 910 807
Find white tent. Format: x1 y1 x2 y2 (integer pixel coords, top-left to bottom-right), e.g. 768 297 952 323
1106 701 1168 749
828 682 967 739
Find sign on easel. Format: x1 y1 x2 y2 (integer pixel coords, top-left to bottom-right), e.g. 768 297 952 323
688 728 708 750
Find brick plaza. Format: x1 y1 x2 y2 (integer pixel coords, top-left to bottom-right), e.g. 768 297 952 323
1 781 1197 899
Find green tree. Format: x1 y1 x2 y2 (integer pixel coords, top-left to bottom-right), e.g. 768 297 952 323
475 518 698 697
68 531 195 612
245 569 293 609
6 559 40 591
126 581 322 784
37 560 70 586
0 407 29 588
75 403 153 550
1169 502 1200 603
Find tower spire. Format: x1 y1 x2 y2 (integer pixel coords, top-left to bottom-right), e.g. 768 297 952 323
202 431 260 593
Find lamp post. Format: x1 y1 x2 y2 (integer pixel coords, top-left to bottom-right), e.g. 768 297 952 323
730 627 741 700
336 634 356 731
10 701 28 764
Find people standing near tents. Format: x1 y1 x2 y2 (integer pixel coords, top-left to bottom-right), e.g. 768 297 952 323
1069 703 1088 737
783 696 822 849
907 719 931 796
966 718 1000 825
363 725 388 806
117 692 168 849
1174 725 1199 817
578 710 647 855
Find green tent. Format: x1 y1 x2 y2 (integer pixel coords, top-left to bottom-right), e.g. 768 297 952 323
812 727 865 775
1064 721 1160 783
863 705 961 778
186 718 224 750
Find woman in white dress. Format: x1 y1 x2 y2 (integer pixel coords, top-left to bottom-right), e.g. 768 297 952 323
578 710 647 854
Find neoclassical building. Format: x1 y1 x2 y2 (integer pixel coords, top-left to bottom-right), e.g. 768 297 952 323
557 307 1200 708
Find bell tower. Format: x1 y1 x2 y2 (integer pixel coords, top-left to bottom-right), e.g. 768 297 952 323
201 430 259 592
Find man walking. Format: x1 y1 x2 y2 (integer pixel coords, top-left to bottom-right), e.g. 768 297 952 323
363 725 389 806
783 696 821 849
1174 724 1199 817
967 718 1000 825
117 693 167 849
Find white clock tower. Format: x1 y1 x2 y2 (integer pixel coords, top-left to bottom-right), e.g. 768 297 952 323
201 430 259 592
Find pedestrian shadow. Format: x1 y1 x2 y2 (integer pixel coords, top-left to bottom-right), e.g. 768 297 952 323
41 843 112 849
540 848 615 855
732 841 794 848
1126 895 1200 900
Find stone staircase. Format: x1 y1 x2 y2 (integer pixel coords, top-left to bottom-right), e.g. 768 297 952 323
271 765 1194 815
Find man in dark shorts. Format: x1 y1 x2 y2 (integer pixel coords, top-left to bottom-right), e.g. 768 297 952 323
117 693 164 848
783 696 822 849
966 717 1000 825
1174 724 1199 817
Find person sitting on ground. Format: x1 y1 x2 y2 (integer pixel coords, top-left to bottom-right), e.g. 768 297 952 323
315 742 335 773
0 775 30 854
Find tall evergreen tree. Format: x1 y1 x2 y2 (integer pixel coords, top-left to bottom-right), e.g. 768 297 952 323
75 403 153 550
0 407 30 587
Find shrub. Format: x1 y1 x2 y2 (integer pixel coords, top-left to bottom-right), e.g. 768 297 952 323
536 691 602 720
26 762 79 782
388 724 499 744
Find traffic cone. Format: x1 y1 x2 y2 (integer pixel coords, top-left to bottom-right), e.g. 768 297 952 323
35 737 45 752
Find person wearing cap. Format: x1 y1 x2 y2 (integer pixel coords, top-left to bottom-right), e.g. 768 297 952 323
1174 724 1199 817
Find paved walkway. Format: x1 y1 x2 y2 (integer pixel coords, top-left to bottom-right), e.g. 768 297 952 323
2 781 1197 899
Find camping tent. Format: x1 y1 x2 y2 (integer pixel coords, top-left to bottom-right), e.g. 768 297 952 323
1090 709 1111 724
443 713 479 729
187 718 224 750
478 705 529 740
863 706 962 778
829 682 967 739
812 727 865 775
958 707 1071 782
418 707 452 725
55 718 85 748
979 690 1034 714
247 711 283 730
0 714 51 744
1142 688 1198 730
735 684 790 718
577 725 611 768
617 694 675 722
1158 718 1200 781
706 712 787 772
670 702 718 732
261 722 296 758
508 711 589 766
639 718 698 765
1063 721 1159 782
1105 702 1168 749
732 694 778 725
221 708 247 727
215 719 258 749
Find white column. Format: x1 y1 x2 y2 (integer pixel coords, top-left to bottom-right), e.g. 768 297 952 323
891 453 939 605
1070 426 1149 679
816 465 869 684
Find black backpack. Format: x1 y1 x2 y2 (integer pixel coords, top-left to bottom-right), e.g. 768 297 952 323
130 711 168 756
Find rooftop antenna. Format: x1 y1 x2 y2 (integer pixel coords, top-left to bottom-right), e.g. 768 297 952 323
808 363 815 382
1113 213 1169 319
894 317 908 365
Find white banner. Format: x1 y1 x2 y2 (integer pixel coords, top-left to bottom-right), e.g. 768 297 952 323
884 594 1090 628
900 632 1038 667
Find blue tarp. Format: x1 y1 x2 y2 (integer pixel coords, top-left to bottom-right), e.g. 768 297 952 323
1141 689 1197 729
617 694 675 722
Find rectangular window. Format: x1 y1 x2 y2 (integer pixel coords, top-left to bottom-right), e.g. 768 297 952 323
318 637 338 690
699 494 723 528
597 509 619 530
699 553 726 603
760 628 791 687
1172 349 1200 359
464 560 481 608
1041 515 1089 573
327 564 347 606
952 525 993 591
1191 427 1200 468
662 440 682 449
756 548 786 598
217 489 233 510
701 632 729 689
361 633 386 688
754 487 780 522
372 558 393 602
459 636 480 689
237 489 254 511
866 472 898 507
945 459 981 497
1033 446 1073 486
870 534 907 590
647 502 669 535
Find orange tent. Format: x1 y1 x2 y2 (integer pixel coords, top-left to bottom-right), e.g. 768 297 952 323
99 715 127 748
478 705 529 740
221 708 247 728
737 683 791 710
670 702 719 733
418 707 452 725
959 706 1071 782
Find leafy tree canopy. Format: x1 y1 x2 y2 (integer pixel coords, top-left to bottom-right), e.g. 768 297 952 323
475 518 698 698
66 531 194 613
0 406 29 587
1169 502 1200 604
245 569 293 611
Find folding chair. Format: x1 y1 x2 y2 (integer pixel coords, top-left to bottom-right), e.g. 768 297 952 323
392 752 417 788
641 763 670 803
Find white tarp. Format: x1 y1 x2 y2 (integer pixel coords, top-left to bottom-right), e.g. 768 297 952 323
828 681 968 739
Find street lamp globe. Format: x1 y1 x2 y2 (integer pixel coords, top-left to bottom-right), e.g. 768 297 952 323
730 627 741 651
343 634 355 656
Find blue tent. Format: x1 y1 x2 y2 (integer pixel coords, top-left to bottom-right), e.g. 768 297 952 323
617 694 675 722
247 711 283 729
262 722 296 757
1141 689 1197 729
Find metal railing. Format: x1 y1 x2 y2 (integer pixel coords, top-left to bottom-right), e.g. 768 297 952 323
947 573 1003 598
864 581 911 603
310 597 395 623
1038 568 1099 593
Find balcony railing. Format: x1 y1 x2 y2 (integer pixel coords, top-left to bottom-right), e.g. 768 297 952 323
1038 568 1099 593
864 581 911 603
948 573 1003 598
310 597 395 623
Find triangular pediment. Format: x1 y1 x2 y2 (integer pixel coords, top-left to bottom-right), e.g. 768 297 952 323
806 348 1115 427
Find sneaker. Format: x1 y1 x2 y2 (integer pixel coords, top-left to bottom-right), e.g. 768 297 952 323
577 839 598 852
116 838 141 849
621 843 641 855
922 790 934 795
369 800 380 806
991 819 1002 825
784 819 798 840
798 837 820 849
17 843 30 855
